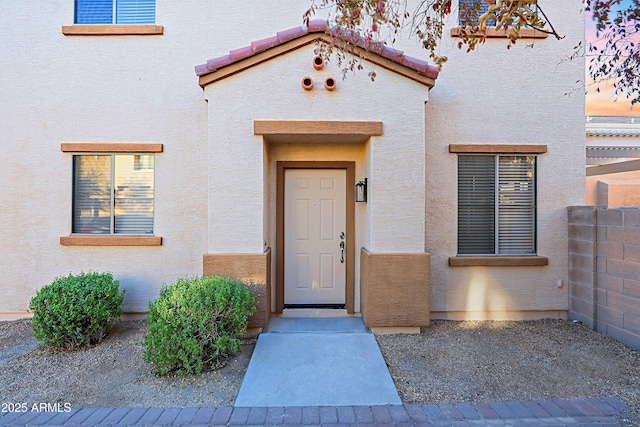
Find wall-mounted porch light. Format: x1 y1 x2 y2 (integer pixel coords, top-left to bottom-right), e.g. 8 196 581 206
355 178 367 203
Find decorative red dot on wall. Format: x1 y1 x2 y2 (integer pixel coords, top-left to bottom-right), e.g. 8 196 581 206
302 56 337 91
313 55 325 70
301 76 314 91
324 76 336 91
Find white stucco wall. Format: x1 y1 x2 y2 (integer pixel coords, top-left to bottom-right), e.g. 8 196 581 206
1 0 585 319
0 1 221 314
1 0 328 315
204 44 429 311
424 0 585 318
204 45 429 255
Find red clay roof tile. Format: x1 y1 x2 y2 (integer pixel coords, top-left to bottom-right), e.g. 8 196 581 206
277 26 309 43
307 20 329 32
402 56 430 74
251 35 280 54
379 45 404 62
195 19 439 82
205 54 233 71
229 45 255 62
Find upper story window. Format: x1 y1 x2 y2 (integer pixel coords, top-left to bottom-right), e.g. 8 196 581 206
451 0 548 39
457 155 537 256
75 0 155 24
458 0 495 27
73 154 155 235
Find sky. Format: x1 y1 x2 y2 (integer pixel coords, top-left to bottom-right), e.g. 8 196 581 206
584 0 639 116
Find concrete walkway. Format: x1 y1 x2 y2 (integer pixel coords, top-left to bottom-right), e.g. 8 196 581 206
235 317 401 407
0 397 636 426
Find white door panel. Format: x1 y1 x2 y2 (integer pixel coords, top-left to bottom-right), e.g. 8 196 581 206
284 169 346 306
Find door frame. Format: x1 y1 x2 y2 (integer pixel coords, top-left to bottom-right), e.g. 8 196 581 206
276 161 356 314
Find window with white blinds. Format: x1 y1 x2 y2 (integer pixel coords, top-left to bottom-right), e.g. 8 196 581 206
457 155 536 255
75 0 155 24
73 154 154 234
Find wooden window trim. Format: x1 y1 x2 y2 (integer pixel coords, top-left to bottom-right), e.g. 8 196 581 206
61 143 163 153
456 153 539 257
450 28 549 39
62 145 161 243
254 120 383 136
449 144 547 154
60 236 162 246
449 256 549 267
62 25 164 36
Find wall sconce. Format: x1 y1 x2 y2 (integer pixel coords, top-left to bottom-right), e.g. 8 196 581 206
355 178 367 203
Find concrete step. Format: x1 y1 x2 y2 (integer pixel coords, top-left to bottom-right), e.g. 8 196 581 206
264 316 368 333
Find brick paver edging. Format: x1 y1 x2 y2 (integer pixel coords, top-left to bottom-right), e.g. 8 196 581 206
0 397 636 426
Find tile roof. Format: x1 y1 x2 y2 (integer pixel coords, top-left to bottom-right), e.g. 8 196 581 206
587 122 640 138
587 128 640 137
587 146 640 158
195 19 439 86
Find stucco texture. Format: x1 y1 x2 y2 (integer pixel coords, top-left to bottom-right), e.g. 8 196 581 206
1 1 585 320
424 0 585 318
204 42 430 312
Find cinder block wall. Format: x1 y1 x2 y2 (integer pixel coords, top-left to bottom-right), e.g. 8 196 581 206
568 207 597 328
568 207 640 350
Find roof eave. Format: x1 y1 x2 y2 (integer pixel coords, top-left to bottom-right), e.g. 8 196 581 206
198 33 319 88
197 32 438 89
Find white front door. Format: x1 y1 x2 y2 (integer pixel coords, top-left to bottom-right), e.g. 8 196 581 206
284 169 347 307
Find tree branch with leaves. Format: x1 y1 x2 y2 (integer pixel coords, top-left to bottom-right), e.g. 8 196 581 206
305 1 563 68
585 0 640 107
305 0 639 108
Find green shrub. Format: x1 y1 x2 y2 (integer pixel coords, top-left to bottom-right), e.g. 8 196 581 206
143 275 256 376
29 272 124 350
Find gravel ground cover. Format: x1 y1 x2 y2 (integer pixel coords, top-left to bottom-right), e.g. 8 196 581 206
0 317 638 418
376 319 640 418
0 319 254 408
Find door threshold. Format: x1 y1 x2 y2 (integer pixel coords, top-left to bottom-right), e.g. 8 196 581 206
280 308 360 318
284 304 346 310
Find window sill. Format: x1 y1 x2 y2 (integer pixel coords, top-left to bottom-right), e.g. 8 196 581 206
62 25 164 36
60 235 162 246
449 256 549 267
450 27 549 39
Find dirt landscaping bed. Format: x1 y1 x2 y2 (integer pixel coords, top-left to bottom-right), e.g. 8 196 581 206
0 318 638 419
0 319 254 408
376 319 639 416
